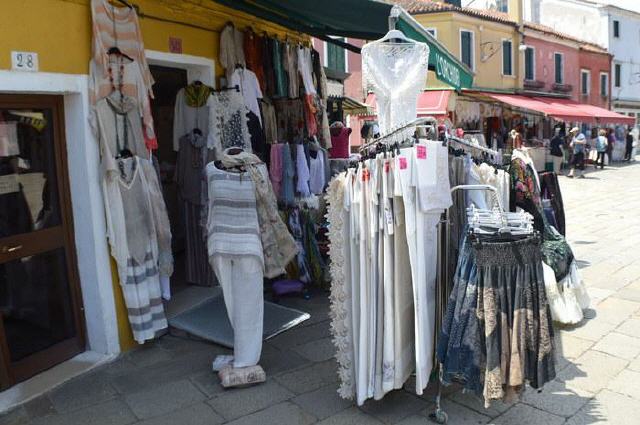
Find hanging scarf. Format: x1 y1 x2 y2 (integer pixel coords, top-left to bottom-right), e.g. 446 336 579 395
220 150 298 278
184 83 213 108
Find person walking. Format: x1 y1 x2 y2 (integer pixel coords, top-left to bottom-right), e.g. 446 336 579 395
568 132 587 178
595 129 608 169
625 127 634 161
550 128 565 174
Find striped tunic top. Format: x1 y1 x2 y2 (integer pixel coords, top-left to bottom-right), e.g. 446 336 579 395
206 163 263 265
90 0 155 142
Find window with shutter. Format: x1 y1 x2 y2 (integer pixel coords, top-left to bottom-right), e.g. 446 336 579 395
554 53 563 84
460 31 473 69
615 63 621 87
524 47 534 80
502 40 512 75
327 38 346 72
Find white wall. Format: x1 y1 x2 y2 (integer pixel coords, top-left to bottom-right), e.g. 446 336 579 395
607 9 640 103
534 0 608 46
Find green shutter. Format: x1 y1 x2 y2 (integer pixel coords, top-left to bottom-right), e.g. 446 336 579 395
615 64 621 87
502 40 512 75
461 32 472 69
525 47 534 80
555 54 562 84
327 38 346 72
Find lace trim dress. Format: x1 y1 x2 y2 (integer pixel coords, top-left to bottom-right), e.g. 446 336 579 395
326 174 355 399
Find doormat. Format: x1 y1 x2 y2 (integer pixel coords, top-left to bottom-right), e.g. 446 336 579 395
168 293 310 348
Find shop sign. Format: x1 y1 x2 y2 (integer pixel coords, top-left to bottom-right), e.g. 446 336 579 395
11 51 38 72
169 38 183 54
434 52 461 90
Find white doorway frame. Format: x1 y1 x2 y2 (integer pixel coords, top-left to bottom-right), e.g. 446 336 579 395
145 50 216 87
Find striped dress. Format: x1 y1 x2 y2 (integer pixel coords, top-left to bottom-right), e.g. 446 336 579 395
205 163 263 265
90 0 155 144
103 157 173 344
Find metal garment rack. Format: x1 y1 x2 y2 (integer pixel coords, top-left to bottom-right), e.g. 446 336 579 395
430 184 502 424
359 117 439 153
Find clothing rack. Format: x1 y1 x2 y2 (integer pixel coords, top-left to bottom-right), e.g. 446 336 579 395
359 117 438 152
447 135 499 158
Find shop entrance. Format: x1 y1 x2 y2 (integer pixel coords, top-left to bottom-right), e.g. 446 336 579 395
0 94 85 390
148 65 217 313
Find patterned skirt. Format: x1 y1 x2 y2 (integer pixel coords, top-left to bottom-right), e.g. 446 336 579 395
438 235 556 407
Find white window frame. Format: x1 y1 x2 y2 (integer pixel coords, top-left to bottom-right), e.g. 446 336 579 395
581 69 591 95
554 52 564 84
323 37 349 73
524 46 536 80
496 0 509 13
501 38 514 76
426 28 438 39
600 72 609 96
459 29 475 71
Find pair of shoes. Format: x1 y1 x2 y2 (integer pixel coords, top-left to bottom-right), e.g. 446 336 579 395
578 175 585 179
568 175 574 178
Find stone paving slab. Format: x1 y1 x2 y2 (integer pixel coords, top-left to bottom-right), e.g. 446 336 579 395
5 160 640 424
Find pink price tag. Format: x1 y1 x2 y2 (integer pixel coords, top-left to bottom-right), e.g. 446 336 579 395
416 145 427 159
399 157 407 170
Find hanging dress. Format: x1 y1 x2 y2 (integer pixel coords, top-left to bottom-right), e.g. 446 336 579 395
103 156 173 344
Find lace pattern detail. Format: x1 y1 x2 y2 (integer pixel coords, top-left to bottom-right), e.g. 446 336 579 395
208 91 252 156
362 40 429 136
325 174 355 399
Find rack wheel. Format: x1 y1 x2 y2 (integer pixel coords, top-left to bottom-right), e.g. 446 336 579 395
428 409 448 424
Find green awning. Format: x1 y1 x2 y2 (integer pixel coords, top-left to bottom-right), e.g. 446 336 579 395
210 0 474 90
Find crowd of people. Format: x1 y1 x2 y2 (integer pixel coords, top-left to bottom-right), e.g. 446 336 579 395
548 125 637 178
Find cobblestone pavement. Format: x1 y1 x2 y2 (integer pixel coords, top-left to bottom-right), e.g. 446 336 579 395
2 160 640 425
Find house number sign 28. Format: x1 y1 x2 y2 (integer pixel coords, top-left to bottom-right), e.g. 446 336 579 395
11 51 39 72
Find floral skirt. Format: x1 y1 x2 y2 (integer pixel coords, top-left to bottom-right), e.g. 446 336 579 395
438 235 556 407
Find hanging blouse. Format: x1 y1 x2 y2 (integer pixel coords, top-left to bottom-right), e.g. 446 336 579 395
362 38 429 135
95 93 148 178
173 85 212 151
90 0 156 143
207 91 252 156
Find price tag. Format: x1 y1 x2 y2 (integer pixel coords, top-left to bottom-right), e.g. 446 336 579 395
416 145 427 159
399 157 407 170
11 51 38 72
384 161 390 173
0 174 19 195
362 169 370 181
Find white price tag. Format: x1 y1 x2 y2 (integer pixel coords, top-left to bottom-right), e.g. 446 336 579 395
11 51 39 72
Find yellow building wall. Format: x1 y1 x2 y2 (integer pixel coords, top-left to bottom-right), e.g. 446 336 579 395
0 0 308 352
0 0 307 79
416 12 521 92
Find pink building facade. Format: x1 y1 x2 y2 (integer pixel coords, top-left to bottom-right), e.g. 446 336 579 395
522 25 611 109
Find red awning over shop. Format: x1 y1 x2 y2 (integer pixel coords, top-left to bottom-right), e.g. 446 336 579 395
365 90 452 118
476 92 634 125
481 93 595 123
531 97 635 125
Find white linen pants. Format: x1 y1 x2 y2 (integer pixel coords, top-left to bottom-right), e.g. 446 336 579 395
211 255 264 368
